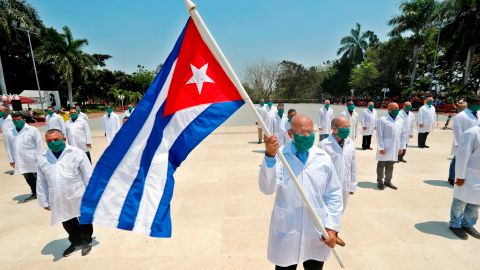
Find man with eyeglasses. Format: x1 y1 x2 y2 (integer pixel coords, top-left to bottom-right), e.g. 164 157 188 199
259 114 343 270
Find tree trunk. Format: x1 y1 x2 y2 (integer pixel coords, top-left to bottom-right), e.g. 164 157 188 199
0 55 7 95
463 45 475 86
67 80 73 108
409 43 420 88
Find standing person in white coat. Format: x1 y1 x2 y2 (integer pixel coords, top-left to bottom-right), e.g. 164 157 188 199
1 106 15 165
36 129 94 257
398 102 416 163
124 104 135 118
66 108 93 163
318 100 334 141
417 96 437 148
261 99 277 134
75 105 89 122
361 102 377 150
448 98 480 185
449 123 480 240
376 103 407 190
259 114 343 270
5 113 44 202
103 107 121 144
341 101 359 141
272 103 288 146
282 109 297 145
45 106 67 136
318 116 357 247
256 99 266 144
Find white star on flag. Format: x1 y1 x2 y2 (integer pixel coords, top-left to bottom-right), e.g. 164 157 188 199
186 63 215 94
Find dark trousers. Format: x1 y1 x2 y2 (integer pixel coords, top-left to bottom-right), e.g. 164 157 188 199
362 135 372 149
22 173 37 195
62 217 93 246
85 151 92 164
276 260 324 270
377 161 395 184
398 144 408 160
418 132 430 147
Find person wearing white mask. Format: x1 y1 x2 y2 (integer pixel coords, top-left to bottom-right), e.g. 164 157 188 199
256 99 267 144
45 106 67 136
66 108 93 163
360 101 377 150
5 113 44 202
103 107 121 144
75 105 89 122
449 123 480 240
259 114 343 270
318 100 334 142
341 101 359 141
272 103 288 146
398 102 416 163
318 116 357 247
417 96 437 148
448 98 480 185
124 104 135 118
376 103 407 190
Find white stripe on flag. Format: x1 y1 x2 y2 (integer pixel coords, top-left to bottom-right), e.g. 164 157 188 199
132 104 211 234
92 61 177 227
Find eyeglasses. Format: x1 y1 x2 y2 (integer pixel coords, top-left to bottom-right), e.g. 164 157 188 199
291 129 316 136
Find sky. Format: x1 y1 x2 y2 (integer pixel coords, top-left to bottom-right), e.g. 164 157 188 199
28 0 403 78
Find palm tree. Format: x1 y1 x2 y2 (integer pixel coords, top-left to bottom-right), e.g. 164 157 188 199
35 26 105 106
388 0 437 88
337 23 376 66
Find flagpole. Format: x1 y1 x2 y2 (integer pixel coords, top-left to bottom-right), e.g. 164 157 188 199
184 0 345 268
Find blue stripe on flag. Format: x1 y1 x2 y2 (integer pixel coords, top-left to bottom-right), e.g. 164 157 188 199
80 19 191 225
149 100 244 237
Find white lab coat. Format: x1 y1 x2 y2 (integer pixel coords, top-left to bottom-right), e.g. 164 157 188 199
261 106 277 134
318 134 357 211
78 112 89 122
36 145 93 225
341 110 359 140
418 105 437 133
5 124 44 174
361 108 377 136
255 104 266 127
272 113 288 146
124 108 134 118
376 114 407 162
454 125 480 205
259 143 343 267
399 110 416 145
451 109 479 156
46 113 67 135
1 115 14 162
66 118 92 152
318 107 334 135
283 120 292 144
103 112 121 143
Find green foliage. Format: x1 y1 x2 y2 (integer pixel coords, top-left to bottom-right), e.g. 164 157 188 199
132 65 155 93
349 60 380 95
337 23 378 66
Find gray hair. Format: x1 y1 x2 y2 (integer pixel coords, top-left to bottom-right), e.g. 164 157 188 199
331 116 348 128
45 129 65 138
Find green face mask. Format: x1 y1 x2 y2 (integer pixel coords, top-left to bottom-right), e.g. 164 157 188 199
0 111 5 118
47 110 54 116
325 104 330 109
267 101 273 108
106 108 113 114
368 105 374 110
347 105 355 112
277 109 284 118
259 101 265 106
469 105 480 112
390 109 400 117
288 116 293 122
128 106 133 111
76 109 81 114
291 130 315 153
70 113 78 120
427 100 433 106
337 127 350 139
406 105 412 111
48 140 66 153
13 120 25 130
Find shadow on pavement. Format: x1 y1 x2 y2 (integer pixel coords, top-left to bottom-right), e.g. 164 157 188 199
41 237 100 262
248 141 262 145
12 194 30 204
415 221 459 240
357 181 378 190
424 180 452 188
3 170 14 175
252 150 265 154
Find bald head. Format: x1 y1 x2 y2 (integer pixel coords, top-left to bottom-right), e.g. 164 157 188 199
324 100 330 105
403 102 411 108
289 114 314 138
332 116 350 129
387 102 399 112
0 106 9 118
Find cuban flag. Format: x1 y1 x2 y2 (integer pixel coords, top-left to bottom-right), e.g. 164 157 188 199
79 18 244 237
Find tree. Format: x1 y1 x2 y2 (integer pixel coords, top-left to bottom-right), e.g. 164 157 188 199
349 60 380 95
337 23 377 66
243 61 280 100
321 59 355 97
131 65 155 93
388 0 437 88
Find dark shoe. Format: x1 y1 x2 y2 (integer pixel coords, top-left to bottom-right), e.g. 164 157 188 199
448 179 455 186
257 141 262 144
81 242 92 256
336 235 346 247
462 227 480 239
24 194 37 202
418 146 425 148
450 227 468 240
368 148 373 150
63 244 77 257
424 145 430 148
385 183 398 190
377 183 385 190
399 159 407 163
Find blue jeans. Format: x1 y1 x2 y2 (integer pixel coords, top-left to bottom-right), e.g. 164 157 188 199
449 156 456 180
450 198 479 228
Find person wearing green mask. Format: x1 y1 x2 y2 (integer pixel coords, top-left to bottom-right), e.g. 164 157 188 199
318 116 357 247
75 105 89 122
0 105 13 134
341 101 359 140
417 96 437 148
103 107 121 144
256 99 267 144
361 102 378 150
124 104 135 118
5 113 44 202
66 108 93 163
272 103 289 146
260 99 277 135
37 129 94 257
448 97 480 185
318 100 334 142
260 115 343 268
45 106 67 137
398 102 416 163
376 103 407 190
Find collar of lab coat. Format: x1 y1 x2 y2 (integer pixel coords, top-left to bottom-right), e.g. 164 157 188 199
12 123 31 135
385 113 399 122
283 141 325 166
325 134 344 152
46 144 73 162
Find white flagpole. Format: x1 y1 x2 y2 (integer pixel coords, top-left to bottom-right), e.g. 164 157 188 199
183 0 345 268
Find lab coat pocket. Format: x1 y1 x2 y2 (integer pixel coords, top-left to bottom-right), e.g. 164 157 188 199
66 181 85 200
59 163 79 179
272 206 295 233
